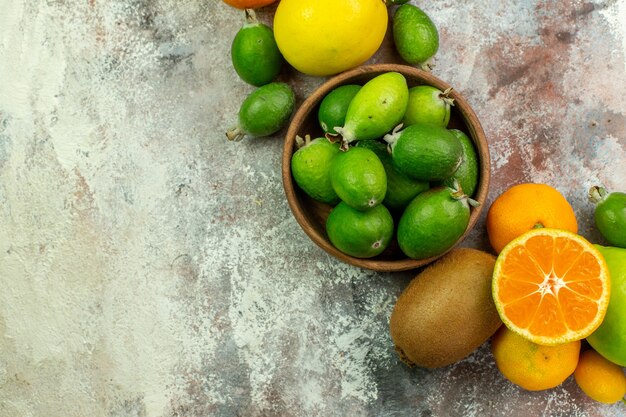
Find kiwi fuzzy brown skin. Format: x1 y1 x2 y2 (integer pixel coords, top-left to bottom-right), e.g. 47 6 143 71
389 248 502 368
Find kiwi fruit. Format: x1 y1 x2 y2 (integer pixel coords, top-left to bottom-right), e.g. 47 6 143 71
389 248 502 368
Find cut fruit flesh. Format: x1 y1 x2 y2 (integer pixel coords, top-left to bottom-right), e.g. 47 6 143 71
493 228 610 346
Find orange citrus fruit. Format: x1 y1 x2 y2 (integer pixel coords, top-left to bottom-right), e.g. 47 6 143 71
491 326 580 391
486 183 578 253
492 228 610 346
574 349 626 403
222 0 277 9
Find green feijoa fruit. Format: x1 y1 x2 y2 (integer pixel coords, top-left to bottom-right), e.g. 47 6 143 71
291 136 341 204
403 85 454 128
385 124 463 181
443 130 479 197
397 187 473 260
385 0 410 5
393 4 439 67
226 82 295 141
589 186 626 248
357 140 429 211
326 202 394 258
318 84 362 135
335 72 409 146
330 147 387 211
231 12 282 87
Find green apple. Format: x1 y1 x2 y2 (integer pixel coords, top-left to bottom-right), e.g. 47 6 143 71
587 245 626 366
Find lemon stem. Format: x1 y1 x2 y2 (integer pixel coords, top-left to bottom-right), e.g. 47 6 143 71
588 185 608 205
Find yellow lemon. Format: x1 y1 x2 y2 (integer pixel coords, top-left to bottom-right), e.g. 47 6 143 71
273 0 388 76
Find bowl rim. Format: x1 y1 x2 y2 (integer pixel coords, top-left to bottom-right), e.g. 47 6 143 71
281 63 491 272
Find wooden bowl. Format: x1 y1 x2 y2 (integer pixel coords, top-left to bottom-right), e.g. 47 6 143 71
282 64 490 272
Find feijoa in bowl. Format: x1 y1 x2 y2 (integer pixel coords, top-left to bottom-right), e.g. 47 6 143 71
282 64 490 272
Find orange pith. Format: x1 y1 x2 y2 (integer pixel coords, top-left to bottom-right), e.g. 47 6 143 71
493 228 610 346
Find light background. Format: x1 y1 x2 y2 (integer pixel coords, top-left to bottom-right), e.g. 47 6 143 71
1 1 625 416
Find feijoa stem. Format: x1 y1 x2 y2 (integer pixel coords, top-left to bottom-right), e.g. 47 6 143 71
450 179 480 207
588 185 609 204
420 58 435 71
440 87 455 107
333 127 355 151
295 134 311 149
449 179 465 199
244 8 257 24
324 133 341 144
226 126 246 142
383 123 404 146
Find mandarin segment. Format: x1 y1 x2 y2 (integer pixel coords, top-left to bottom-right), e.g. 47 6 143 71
498 279 540 304
553 237 585 277
528 295 567 338
501 246 545 284
493 228 610 345
559 288 600 332
563 251 603 282
502 293 541 329
565 279 605 300
524 235 555 275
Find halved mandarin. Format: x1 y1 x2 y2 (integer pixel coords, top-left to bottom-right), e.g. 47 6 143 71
493 228 610 346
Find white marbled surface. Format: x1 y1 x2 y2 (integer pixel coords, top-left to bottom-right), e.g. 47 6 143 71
1 0 625 416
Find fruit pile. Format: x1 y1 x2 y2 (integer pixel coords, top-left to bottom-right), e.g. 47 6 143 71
291 71 479 260
218 0 626 406
391 183 626 404
223 0 440 142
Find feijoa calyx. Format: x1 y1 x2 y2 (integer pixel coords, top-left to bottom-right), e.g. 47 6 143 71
318 84 361 135
589 186 626 248
335 72 409 148
226 82 295 141
443 129 479 197
390 248 502 368
384 123 463 182
393 4 439 68
330 146 387 211
291 135 341 204
231 10 282 87
403 86 454 128
397 184 478 260
326 202 394 258
357 139 429 211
